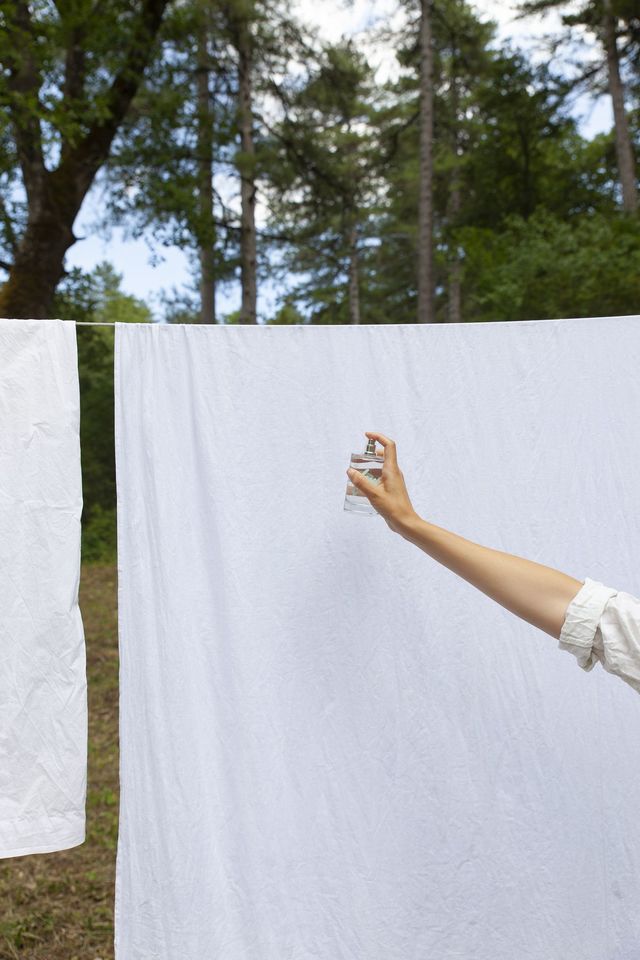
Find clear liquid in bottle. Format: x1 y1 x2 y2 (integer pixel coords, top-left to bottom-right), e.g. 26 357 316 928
344 438 383 516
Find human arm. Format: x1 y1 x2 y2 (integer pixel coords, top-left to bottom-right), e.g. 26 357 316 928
347 431 583 640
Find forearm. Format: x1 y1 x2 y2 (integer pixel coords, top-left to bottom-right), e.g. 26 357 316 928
397 514 583 640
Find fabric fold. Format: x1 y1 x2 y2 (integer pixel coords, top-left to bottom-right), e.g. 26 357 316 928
558 577 618 671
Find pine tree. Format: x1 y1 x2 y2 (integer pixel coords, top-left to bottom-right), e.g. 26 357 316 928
518 0 638 212
102 1 239 324
263 40 383 323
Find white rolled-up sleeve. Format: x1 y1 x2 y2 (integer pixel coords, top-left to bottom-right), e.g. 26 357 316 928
558 577 640 695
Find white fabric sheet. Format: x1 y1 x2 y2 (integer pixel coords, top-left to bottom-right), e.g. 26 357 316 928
114 318 640 959
0 318 86 858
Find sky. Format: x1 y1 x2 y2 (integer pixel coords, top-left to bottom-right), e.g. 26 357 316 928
64 0 613 321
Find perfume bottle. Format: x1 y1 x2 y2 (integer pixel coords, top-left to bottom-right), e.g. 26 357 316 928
344 437 383 516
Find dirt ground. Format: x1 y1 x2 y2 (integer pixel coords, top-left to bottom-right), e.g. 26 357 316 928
0 565 119 960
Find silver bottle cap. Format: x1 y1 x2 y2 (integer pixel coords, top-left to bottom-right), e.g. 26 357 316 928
365 438 377 456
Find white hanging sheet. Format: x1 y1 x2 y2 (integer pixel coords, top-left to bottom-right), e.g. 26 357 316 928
0 318 86 858
114 318 640 959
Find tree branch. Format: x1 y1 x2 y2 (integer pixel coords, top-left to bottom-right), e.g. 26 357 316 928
2 0 46 204
56 0 170 203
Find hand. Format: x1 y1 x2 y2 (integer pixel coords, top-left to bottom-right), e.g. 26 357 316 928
347 432 419 535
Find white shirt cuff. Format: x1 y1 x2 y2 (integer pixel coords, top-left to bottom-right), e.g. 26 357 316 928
558 577 618 672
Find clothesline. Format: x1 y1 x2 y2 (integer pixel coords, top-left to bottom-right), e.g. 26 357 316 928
44 317 620 328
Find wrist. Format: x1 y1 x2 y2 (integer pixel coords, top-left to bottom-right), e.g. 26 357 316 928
394 510 424 540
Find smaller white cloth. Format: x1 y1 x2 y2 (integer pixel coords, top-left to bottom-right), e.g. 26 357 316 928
559 577 640 695
0 318 86 858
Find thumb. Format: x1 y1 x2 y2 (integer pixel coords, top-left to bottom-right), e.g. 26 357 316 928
347 467 377 494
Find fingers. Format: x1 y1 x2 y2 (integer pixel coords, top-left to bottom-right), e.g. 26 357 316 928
347 467 379 495
364 431 398 468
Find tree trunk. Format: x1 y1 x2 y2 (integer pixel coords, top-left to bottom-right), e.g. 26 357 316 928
347 224 361 325
602 0 637 213
447 62 462 325
0 198 76 319
447 184 462 324
196 9 216 324
417 0 434 324
236 16 257 324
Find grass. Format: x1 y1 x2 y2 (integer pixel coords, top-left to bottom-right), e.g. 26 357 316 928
0 565 119 960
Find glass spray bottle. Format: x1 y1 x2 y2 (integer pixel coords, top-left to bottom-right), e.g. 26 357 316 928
344 437 384 516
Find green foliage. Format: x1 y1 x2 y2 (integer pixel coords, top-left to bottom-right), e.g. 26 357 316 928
234 149 258 178
267 299 306 324
460 209 640 321
92 264 154 325
82 504 118 564
52 262 151 564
